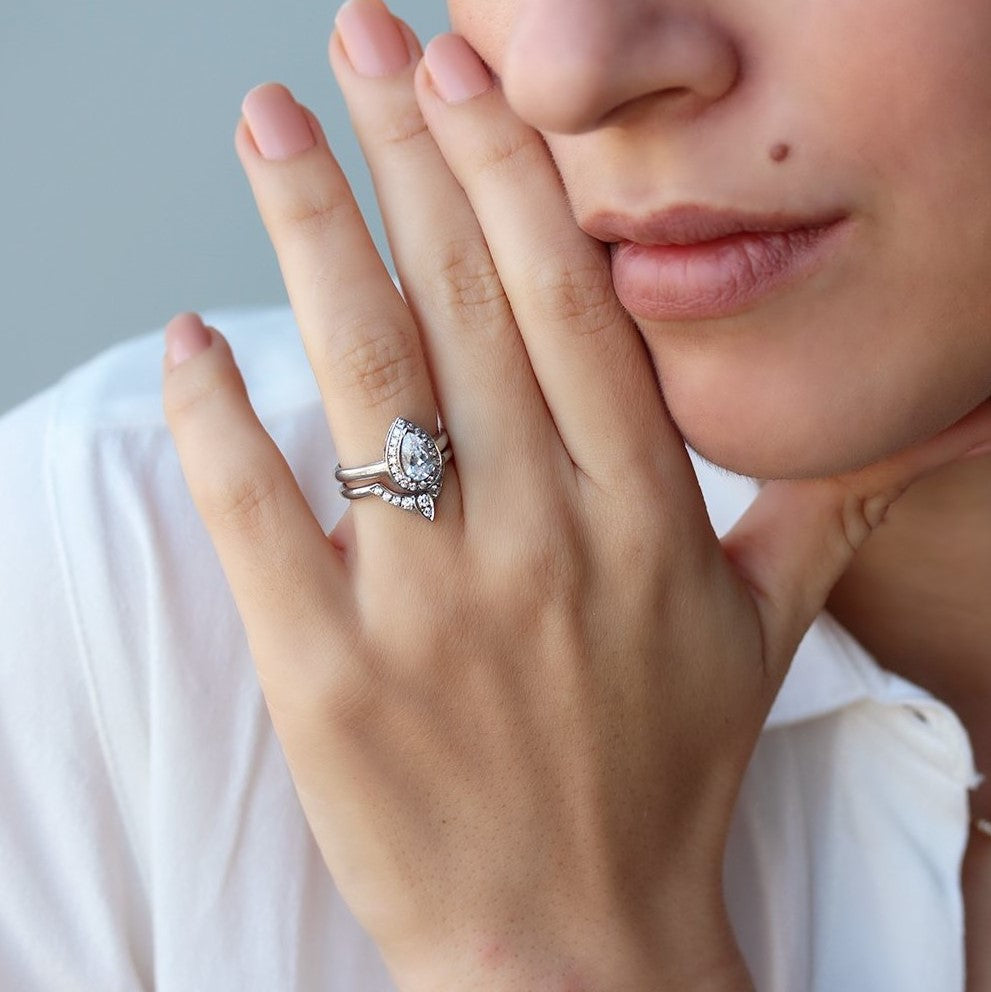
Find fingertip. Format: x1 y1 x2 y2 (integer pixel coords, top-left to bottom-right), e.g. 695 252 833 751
394 18 424 62
422 33 493 105
298 106 329 149
166 310 204 331
327 13 421 85
328 25 348 72
241 81 295 121
235 115 258 157
164 311 213 372
963 439 991 460
411 51 433 96
239 82 318 162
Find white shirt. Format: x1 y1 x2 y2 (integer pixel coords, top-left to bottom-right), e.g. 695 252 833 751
0 305 979 991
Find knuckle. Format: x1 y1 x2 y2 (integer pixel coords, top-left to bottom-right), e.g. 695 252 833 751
471 127 545 181
376 106 431 149
282 185 363 239
576 475 678 573
200 468 283 540
834 480 904 555
163 345 244 422
529 251 617 333
491 513 586 611
332 325 422 407
430 238 508 323
163 373 221 425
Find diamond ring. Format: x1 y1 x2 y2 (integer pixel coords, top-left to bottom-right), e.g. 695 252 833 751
334 417 450 522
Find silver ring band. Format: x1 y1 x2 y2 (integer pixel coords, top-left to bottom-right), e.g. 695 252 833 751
334 417 450 522
335 429 449 484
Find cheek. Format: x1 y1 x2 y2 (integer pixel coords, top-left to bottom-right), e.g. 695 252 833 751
652 1 991 478
808 0 991 227
643 212 991 480
647 307 991 482
446 0 513 71
450 0 991 477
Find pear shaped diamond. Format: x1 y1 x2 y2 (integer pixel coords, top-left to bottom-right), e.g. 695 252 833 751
401 431 438 482
385 418 444 495
416 493 435 521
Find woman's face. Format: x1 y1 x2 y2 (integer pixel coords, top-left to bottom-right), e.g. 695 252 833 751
444 0 991 479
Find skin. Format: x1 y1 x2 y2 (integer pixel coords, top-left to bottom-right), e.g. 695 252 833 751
449 0 991 480
445 0 991 981
160 0 991 989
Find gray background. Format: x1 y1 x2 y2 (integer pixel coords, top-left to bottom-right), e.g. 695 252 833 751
0 0 451 416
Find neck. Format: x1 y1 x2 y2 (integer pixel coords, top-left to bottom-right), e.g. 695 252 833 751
825 452 991 811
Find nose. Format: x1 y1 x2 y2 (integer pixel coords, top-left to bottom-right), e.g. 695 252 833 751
498 0 741 135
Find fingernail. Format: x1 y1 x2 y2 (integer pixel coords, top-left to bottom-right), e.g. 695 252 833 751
423 34 493 104
241 83 316 161
165 313 211 370
336 0 411 78
964 440 991 460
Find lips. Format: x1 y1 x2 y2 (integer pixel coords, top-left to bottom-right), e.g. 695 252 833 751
584 203 848 247
585 204 851 321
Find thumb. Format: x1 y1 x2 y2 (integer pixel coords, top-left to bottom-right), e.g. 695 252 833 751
720 399 991 682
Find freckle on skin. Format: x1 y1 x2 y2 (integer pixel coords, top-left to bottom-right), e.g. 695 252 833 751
479 941 504 968
770 142 791 163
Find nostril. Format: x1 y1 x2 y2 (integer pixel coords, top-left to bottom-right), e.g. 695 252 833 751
499 7 740 135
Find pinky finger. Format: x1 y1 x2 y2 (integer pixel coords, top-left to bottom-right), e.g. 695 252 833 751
161 312 353 679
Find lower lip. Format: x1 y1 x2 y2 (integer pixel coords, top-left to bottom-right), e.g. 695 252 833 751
610 220 850 321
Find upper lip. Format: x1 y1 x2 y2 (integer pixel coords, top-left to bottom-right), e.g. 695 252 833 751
583 204 848 246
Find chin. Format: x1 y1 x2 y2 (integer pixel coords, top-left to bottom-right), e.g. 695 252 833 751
643 302 991 482
681 430 885 483
661 378 988 483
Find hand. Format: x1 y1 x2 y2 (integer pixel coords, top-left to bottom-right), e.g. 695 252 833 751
161 2 991 989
